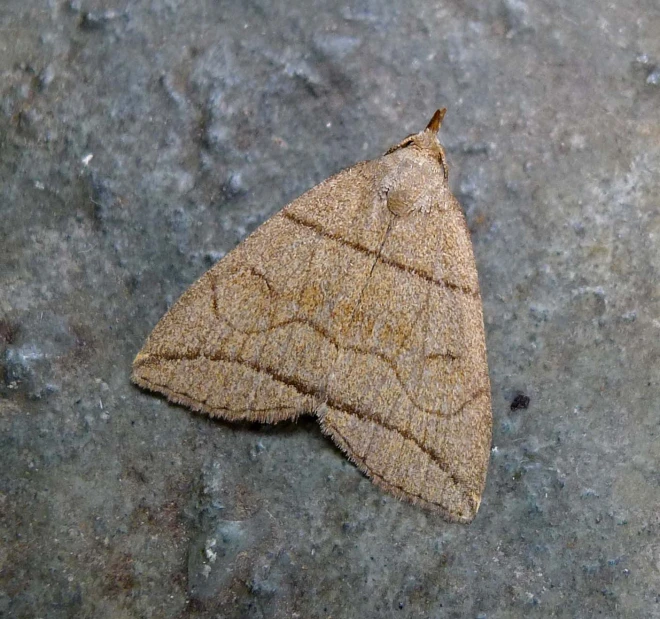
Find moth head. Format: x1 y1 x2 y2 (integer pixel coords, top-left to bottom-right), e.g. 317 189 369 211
385 109 449 180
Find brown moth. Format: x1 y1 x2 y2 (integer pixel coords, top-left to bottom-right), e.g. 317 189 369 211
132 110 492 523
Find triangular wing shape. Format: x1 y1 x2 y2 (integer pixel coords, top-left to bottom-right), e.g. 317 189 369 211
132 160 392 423
133 111 492 522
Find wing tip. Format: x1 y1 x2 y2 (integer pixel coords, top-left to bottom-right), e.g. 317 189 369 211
317 410 483 524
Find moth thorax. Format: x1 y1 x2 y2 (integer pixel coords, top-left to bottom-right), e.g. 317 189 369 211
385 155 442 216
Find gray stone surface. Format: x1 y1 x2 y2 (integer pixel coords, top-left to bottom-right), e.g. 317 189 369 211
1 1 659 617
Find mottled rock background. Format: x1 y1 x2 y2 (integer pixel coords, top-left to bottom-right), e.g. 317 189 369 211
1 1 659 617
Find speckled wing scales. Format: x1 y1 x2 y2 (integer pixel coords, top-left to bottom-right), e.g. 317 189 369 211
131 160 390 423
316 197 492 523
132 111 492 522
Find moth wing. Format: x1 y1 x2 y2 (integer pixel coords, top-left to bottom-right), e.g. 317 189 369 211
313 190 492 523
132 160 392 423
133 135 492 522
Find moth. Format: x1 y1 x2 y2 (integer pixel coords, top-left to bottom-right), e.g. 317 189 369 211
133 110 492 523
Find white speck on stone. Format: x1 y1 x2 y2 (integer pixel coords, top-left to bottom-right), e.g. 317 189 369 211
569 134 586 151
205 537 218 563
646 68 660 86
82 153 94 166
621 311 636 323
